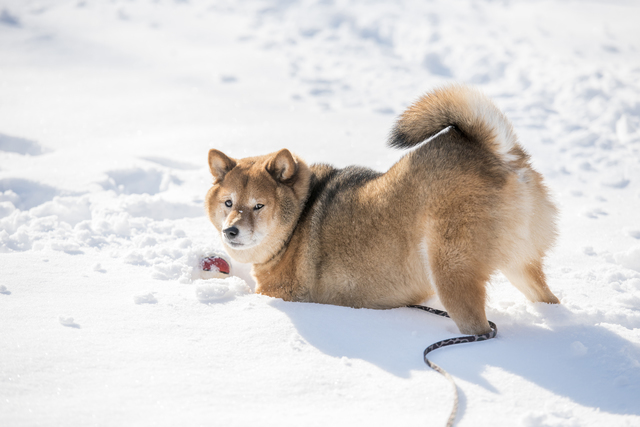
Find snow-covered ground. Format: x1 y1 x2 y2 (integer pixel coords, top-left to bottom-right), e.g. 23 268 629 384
1 0 640 425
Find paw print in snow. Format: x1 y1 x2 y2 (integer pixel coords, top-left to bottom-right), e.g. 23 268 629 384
58 316 80 328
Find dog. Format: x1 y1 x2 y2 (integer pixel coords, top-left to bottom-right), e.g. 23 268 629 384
205 84 559 335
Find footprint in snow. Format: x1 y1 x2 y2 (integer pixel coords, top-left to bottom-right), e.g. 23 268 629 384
422 52 452 77
0 10 20 28
0 133 46 155
0 285 11 295
59 316 80 328
601 178 630 189
584 208 608 219
602 44 620 54
133 293 158 304
220 75 238 83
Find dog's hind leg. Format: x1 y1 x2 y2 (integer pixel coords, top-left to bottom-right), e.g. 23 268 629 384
502 259 560 304
427 251 493 335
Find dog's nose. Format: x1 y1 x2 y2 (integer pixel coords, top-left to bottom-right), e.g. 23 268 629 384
223 226 239 239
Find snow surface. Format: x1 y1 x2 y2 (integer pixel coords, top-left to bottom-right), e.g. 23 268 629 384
1 0 640 426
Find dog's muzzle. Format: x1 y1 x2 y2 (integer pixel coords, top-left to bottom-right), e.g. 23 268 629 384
223 226 239 240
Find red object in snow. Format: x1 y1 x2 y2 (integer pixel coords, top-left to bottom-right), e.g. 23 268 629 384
201 256 230 274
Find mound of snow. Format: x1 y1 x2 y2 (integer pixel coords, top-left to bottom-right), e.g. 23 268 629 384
613 245 640 272
133 293 158 304
194 277 251 303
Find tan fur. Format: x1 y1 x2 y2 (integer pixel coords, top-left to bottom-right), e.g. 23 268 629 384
205 84 559 335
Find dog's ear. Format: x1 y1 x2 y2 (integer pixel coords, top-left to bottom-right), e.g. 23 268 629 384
267 149 298 183
208 149 236 184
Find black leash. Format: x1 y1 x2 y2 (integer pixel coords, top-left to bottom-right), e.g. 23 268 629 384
408 305 498 427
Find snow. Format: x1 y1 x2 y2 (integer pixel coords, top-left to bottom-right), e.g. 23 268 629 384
194 277 251 303
1 0 639 426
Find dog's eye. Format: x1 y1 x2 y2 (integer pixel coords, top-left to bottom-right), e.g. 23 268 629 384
224 200 232 208
254 204 264 211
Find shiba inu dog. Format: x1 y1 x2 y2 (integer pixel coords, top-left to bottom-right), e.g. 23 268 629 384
205 84 559 335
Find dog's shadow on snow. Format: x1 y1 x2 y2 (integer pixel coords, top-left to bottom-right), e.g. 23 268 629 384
270 299 640 416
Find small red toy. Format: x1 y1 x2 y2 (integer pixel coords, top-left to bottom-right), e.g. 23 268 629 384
201 256 230 274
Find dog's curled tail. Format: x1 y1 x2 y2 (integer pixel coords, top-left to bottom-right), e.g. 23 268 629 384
389 84 520 162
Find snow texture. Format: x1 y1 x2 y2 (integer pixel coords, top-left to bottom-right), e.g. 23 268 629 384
1 0 639 426
194 277 251 303
133 292 158 305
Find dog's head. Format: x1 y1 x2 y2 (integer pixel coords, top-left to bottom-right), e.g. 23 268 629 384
205 148 311 264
